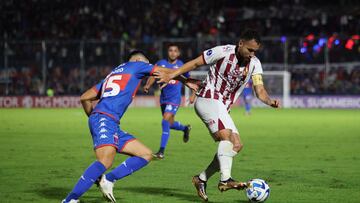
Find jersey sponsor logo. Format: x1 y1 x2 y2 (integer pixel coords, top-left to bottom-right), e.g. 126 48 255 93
206 49 213 56
227 68 242 86
100 134 108 139
226 59 236 65
168 80 179 85
223 46 233 52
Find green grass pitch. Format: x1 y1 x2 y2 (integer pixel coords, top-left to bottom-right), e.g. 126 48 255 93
0 107 359 203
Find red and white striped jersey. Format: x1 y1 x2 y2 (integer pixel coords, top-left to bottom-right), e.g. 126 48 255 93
197 45 263 110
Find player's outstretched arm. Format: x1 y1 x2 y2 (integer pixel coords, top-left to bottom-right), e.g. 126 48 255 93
143 76 156 93
154 55 204 83
152 66 201 91
80 87 100 116
252 74 280 108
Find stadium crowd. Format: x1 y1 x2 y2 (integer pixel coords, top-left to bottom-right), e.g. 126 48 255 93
290 67 360 95
3 0 359 40
1 0 360 96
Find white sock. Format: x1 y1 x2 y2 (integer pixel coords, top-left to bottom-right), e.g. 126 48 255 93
199 171 207 182
217 140 237 181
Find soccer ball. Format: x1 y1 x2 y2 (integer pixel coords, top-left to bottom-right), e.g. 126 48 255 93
245 179 270 202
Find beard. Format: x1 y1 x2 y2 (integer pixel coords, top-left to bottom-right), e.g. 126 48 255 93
243 56 251 64
237 53 250 66
168 56 177 62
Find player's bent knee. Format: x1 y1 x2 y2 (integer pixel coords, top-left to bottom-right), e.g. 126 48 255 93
135 147 153 161
233 143 243 153
163 114 173 122
139 149 153 161
97 157 114 169
95 146 116 169
215 129 232 141
142 153 153 162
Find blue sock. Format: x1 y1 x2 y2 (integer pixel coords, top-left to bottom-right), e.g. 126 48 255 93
170 121 186 131
245 102 251 113
65 161 106 201
106 156 148 182
159 119 170 153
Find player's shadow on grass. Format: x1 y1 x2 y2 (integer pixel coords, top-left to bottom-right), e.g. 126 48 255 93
120 187 249 203
122 186 249 203
35 187 69 199
34 186 105 203
122 186 200 202
33 186 248 203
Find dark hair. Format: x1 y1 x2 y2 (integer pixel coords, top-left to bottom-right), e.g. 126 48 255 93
240 29 261 44
127 50 147 61
167 43 180 50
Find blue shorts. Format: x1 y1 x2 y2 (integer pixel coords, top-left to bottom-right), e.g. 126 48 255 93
161 104 179 115
243 88 252 101
88 113 136 153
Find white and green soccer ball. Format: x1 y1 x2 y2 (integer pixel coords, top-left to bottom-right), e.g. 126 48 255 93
245 179 270 202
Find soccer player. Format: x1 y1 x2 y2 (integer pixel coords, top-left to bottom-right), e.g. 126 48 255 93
143 44 191 159
242 79 253 115
62 51 198 203
154 30 280 201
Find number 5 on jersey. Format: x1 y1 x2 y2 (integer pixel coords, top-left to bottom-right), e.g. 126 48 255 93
102 74 131 97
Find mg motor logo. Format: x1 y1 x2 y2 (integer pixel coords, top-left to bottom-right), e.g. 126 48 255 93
22 96 33 108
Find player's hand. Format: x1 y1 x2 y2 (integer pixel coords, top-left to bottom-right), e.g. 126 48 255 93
189 93 197 104
185 78 202 92
153 70 175 84
143 85 150 93
186 82 199 92
270 99 280 108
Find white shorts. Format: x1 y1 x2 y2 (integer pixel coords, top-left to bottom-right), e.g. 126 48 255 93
194 97 239 135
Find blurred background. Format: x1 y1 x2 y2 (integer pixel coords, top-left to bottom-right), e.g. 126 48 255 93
1 0 359 108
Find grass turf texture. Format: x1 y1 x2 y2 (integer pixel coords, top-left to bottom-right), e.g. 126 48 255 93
0 108 359 203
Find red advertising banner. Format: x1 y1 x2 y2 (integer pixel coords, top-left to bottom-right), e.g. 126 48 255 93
0 96 162 108
0 96 81 108
1 96 360 108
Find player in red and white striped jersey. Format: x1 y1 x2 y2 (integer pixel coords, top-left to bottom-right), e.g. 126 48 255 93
155 29 280 201
198 44 263 111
